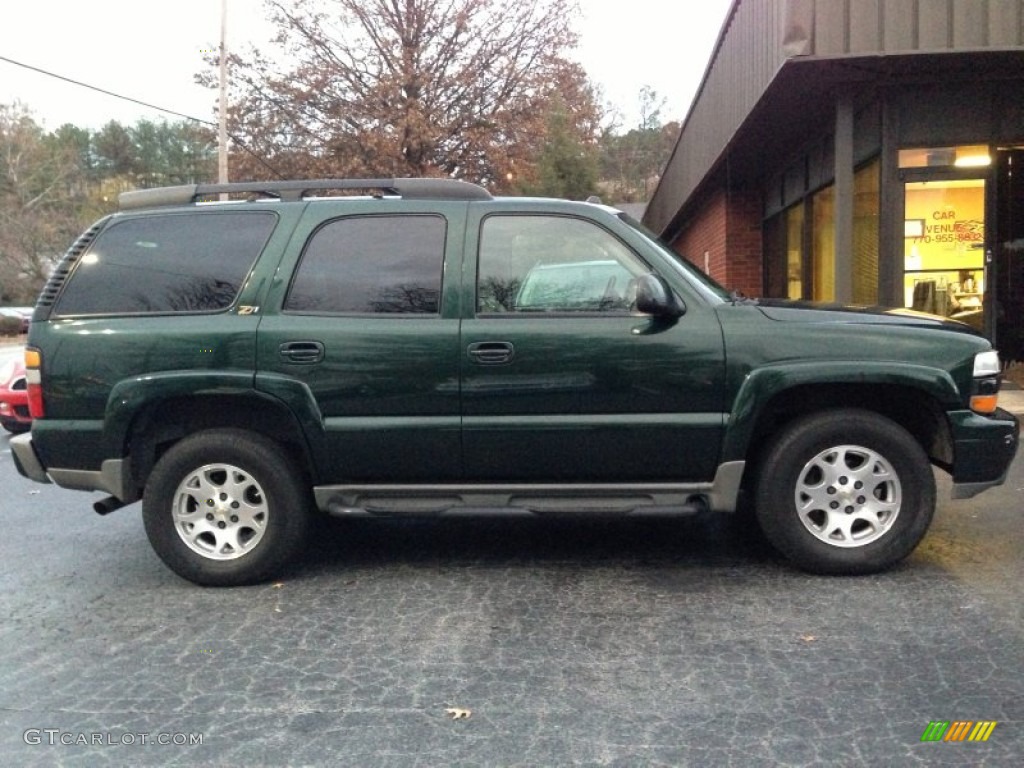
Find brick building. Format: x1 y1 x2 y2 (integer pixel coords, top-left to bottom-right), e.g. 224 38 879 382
644 0 1024 361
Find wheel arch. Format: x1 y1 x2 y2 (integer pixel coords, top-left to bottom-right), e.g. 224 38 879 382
725 364 958 489
120 392 317 499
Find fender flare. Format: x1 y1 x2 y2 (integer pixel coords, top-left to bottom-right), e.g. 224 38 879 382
721 361 961 463
104 371 327 473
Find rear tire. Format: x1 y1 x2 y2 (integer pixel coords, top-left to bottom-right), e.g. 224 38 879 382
143 429 311 586
754 409 935 575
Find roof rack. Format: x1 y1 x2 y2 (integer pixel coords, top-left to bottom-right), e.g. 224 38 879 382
118 178 492 210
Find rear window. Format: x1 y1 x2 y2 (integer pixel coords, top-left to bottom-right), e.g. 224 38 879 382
54 212 276 316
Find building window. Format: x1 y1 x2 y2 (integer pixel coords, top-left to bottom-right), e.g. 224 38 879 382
852 160 880 305
898 145 992 169
812 185 835 301
765 160 878 304
764 202 806 299
785 204 805 299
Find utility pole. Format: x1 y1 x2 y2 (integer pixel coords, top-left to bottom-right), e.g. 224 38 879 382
218 0 229 192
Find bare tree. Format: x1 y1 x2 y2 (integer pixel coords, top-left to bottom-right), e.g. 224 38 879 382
208 0 598 187
597 87 679 203
0 104 85 303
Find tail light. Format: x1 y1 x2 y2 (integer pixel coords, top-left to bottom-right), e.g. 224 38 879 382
24 347 44 419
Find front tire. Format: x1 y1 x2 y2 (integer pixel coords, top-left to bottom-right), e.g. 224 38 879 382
143 429 311 586
754 409 935 575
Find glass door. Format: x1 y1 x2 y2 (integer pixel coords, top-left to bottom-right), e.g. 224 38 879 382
903 178 986 330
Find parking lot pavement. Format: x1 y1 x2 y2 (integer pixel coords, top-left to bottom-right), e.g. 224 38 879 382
0 438 1021 767
0 341 24 361
999 385 1024 414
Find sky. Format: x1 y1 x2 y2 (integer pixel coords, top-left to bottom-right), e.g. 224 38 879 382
0 0 733 132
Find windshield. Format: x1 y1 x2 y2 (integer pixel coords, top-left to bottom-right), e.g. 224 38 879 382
617 213 732 302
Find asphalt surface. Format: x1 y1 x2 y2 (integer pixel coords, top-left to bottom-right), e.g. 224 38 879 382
0 424 1022 767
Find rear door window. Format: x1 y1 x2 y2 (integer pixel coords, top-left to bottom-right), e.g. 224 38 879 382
284 215 446 314
55 212 276 316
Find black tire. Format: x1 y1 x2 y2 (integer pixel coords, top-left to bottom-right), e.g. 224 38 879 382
754 409 935 575
2 419 30 434
143 429 311 586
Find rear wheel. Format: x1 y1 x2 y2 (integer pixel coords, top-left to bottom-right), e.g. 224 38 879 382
754 409 935 574
143 429 311 586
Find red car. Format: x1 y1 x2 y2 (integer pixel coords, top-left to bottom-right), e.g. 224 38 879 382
0 356 30 434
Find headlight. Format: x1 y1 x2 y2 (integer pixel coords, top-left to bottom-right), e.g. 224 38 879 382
970 350 1001 414
973 350 1000 377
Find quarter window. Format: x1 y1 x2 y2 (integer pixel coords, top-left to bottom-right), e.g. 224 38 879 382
55 212 276 315
286 215 446 314
478 215 647 313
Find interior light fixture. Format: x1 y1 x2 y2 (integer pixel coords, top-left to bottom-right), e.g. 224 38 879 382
954 154 991 168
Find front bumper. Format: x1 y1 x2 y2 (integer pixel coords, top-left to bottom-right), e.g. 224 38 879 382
949 407 1020 499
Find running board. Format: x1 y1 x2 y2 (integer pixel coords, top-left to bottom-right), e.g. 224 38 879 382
313 463 745 518
314 483 714 519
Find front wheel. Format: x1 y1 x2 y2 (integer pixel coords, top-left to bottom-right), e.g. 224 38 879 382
754 409 935 575
143 429 311 586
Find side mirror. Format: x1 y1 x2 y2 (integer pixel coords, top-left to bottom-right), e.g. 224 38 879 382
635 274 684 318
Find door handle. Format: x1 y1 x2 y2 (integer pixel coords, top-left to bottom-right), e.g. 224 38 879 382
279 341 325 364
467 341 515 365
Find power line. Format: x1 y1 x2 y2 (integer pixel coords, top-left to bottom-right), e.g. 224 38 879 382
0 54 217 127
0 54 286 179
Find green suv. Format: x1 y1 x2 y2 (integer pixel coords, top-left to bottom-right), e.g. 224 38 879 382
10 179 1020 585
